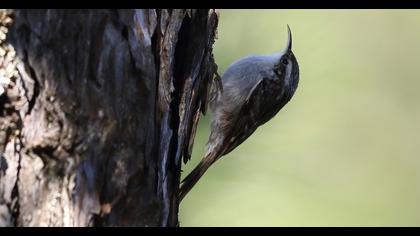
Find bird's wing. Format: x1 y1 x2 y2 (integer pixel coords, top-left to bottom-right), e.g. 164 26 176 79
221 76 291 156
220 78 269 156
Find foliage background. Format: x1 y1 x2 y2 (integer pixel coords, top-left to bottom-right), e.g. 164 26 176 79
180 10 420 226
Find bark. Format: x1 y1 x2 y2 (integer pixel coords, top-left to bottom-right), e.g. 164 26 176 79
0 9 219 227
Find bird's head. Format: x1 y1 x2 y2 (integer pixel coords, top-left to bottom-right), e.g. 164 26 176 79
273 25 300 95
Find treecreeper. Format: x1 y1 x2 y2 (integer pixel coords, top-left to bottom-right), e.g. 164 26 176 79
180 25 300 201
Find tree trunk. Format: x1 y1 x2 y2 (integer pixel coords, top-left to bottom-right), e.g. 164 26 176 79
0 9 219 227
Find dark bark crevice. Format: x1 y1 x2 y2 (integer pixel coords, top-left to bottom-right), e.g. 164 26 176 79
10 135 21 227
25 63 39 116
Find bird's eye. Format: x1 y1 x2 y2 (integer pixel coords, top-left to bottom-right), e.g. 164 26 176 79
282 58 289 65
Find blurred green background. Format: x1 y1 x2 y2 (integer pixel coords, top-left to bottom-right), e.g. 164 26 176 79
179 10 420 226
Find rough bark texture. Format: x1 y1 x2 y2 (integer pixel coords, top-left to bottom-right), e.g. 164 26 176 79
0 9 219 226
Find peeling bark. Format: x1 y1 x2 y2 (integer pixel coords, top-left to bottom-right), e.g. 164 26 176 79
0 9 219 227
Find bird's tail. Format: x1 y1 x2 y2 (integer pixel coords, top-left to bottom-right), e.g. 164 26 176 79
179 155 215 201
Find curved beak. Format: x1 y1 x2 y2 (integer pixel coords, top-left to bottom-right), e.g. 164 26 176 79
286 24 292 52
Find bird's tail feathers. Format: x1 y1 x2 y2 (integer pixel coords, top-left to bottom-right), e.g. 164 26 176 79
179 153 216 201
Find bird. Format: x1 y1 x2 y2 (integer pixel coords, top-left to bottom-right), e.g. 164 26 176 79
180 25 300 201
